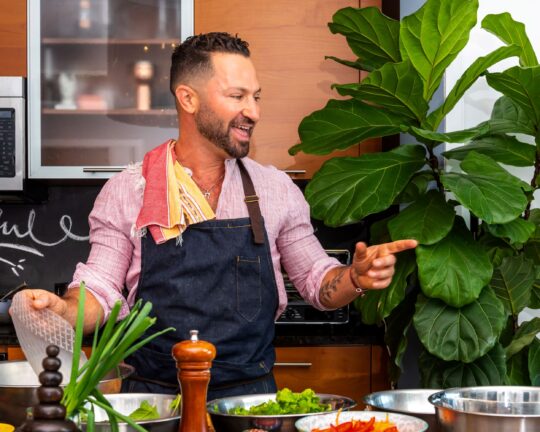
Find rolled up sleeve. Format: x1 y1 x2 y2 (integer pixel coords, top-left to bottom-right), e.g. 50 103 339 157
69 173 137 321
276 179 341 310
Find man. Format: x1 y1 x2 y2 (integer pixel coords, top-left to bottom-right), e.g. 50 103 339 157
21 32 417 399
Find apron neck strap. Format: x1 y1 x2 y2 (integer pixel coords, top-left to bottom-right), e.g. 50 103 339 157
237 159 265 244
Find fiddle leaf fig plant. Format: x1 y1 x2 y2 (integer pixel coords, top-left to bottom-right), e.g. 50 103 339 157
291 0 540 387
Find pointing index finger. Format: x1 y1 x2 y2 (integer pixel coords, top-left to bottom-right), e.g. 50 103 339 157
380 239 418 255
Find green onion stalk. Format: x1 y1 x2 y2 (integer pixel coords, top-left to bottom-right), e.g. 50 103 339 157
61 282 175 431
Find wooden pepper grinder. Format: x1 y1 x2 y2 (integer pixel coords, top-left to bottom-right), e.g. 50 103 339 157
17 345 79 432
172 330 216 432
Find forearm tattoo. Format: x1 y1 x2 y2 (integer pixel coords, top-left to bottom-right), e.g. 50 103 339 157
320 267 348 304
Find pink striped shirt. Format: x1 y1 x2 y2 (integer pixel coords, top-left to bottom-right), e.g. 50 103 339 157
69 157 341 321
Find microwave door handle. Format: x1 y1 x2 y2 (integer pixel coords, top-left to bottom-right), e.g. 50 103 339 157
83 166 126 173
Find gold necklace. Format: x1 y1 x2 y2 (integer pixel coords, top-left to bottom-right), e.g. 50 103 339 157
191 174 225 199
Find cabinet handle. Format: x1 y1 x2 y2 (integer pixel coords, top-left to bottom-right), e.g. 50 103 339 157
282 170 306 175
274 362 312 367
83 166 126 173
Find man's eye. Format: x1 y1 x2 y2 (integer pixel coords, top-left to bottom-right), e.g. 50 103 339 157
231 95 242 100
254 95 261 102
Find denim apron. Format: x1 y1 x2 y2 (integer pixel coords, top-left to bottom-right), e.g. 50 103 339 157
123 160 279 400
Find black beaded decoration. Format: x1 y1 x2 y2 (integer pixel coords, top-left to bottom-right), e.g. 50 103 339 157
17 345 80 432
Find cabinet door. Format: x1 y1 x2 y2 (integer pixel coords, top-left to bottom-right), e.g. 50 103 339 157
274 345 389 407
196 0 382 179
27 0 194 179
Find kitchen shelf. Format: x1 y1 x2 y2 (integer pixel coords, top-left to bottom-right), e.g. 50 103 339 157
42 108 176 115
42 38 179 46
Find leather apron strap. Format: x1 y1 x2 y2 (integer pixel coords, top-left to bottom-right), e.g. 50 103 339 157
237 159 265 244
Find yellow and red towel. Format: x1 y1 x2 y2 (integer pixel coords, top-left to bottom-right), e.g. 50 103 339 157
135 140 215 244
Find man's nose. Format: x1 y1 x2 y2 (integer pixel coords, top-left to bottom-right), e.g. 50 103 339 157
242 98 260 123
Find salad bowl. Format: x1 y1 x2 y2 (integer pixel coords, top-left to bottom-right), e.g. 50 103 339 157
295 410 429 432
207 392 355 432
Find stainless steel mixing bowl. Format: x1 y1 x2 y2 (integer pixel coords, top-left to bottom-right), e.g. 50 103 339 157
429 386 540 432
79 393 180 432
0 360 134 427
207 393 356 432
364 389 440 431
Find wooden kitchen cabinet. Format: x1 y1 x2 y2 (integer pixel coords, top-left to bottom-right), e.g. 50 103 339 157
274 345 389 408
196 0 382 179
0 0 26 76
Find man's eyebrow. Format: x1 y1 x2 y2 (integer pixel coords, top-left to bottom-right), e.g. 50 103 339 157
229 87 262 94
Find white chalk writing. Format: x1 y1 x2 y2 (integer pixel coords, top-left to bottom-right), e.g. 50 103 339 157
0 209 89 276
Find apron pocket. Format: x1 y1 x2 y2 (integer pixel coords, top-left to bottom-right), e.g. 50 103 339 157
236 256 262 321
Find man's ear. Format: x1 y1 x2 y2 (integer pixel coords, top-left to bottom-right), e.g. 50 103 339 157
174 85 199 114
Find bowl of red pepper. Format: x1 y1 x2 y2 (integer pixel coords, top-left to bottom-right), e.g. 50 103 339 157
294 410 428 432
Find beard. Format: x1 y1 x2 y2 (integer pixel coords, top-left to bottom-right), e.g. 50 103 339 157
195 103 254 159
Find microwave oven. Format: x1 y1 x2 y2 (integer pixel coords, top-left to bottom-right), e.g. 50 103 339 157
0 77 25 191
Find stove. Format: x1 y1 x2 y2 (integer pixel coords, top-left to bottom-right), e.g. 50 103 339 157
276 249 351 325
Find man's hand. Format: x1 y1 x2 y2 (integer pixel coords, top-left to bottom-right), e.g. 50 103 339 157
10 287 104 333
349 239 418 291
13 289 67 316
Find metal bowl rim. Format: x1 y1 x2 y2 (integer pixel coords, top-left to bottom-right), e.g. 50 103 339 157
363 388 441 404
80 393 181 425
207 392 356 418
0 360 135 388
428 386 540 418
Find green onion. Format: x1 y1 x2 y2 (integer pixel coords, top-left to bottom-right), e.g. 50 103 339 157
62 282 175 431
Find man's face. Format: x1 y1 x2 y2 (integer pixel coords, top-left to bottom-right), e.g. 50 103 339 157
194 53 261 158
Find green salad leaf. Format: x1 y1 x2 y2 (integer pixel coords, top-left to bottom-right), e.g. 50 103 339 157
128 400 160 421
229 388 331 415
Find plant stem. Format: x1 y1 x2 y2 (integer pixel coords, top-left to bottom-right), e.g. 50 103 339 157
524 150 540 220
427 146 444 192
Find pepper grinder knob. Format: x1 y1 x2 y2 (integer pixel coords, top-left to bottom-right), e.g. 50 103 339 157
172 329 216 432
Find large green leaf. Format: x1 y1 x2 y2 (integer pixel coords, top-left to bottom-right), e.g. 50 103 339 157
441 152 531 224
356 250 417 325
487 218 536 245
416 219 492 307
388 190 455 245
486 66 540 126
443 135 536 167
489 255 534 316
400 0 479 100
426 45 521 130
505 317 540 358
394 171 433 204
409 123 489 144
325 56 374 72
291 99 409 156
420 344 506 388
482 13 538 67
305 145 426 226
529 338 540 385
414 287 506 362
482 96 536 136
478 232 514 268
329 7 400 70
334 61 428 121
384 288 418 384
506 349 531 385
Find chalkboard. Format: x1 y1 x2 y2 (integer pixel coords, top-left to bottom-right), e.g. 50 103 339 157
0 186 100 296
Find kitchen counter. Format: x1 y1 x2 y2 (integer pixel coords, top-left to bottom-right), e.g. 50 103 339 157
0 310 384 353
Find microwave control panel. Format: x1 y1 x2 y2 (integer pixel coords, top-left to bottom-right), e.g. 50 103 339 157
0 108 15 178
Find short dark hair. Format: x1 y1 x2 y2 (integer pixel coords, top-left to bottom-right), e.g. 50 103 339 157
170 32 250 95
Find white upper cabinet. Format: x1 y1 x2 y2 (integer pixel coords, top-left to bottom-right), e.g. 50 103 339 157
28 0 194 179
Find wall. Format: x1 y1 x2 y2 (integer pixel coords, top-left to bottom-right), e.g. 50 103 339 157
444 0 540 327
